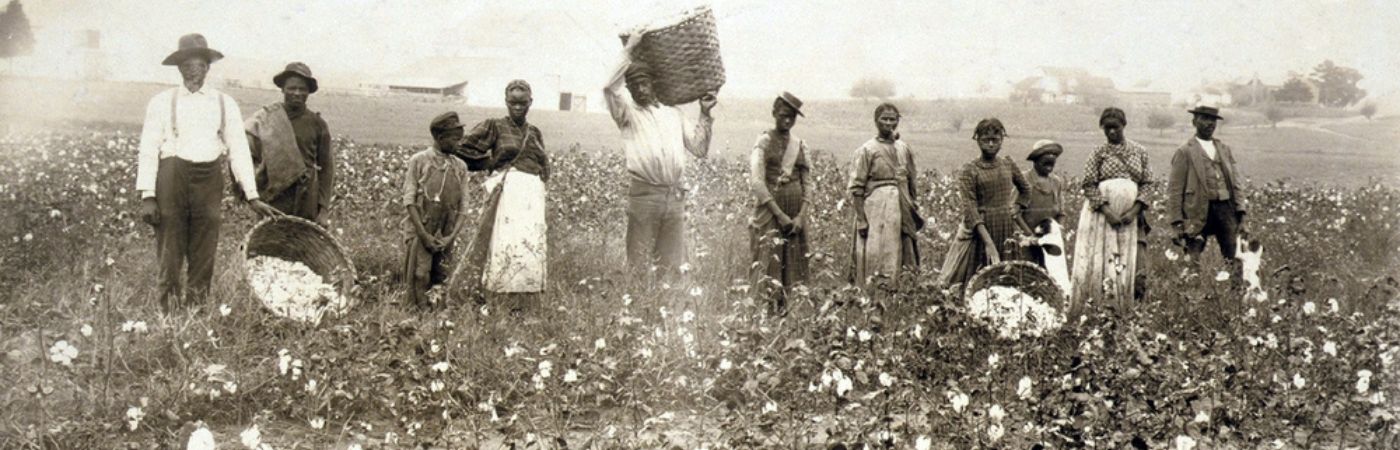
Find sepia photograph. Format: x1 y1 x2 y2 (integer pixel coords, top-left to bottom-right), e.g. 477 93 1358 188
1 0 1397 448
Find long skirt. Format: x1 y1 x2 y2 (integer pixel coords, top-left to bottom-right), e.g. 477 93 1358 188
852 186 914 288
482 171 547 293
751 181 808 299
1069 179 1139 311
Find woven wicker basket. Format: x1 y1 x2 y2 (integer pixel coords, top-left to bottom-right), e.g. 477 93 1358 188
623 5 726 106
964 261 1065 310
241 216 356 317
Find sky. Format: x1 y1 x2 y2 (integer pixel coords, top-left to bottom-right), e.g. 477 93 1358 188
13 0 1400 101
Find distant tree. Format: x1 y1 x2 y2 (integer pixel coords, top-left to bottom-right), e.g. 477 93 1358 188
1147 110 1175 135
849 77 896 102
1360 102 1377 120
0 0 35 62
1274 77 1313 103
1310 60 1366 108
1265 105 1288 128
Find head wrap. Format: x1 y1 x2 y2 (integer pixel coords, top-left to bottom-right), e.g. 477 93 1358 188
625 61 653 84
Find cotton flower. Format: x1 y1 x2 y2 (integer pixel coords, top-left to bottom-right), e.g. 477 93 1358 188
309 417 325 430
1292 373 1307 389
1357 370 1373 394
835 376 853 397
1165 248 1179 261
1193 411 1210 423
858 329 872 342
1215 271 1230 282
988 404 1006 421
48 340 79 366
986 423 1004 442
431 361 450 373
879 372 894 387
277 349 292 375
1174 435 1197 450
80 324 93 337
187 424 216 450
121 320 148 333
718 359 733 371
594 338 606 351
681 310 695 323
1322 341 1337 357
688 286 703 297
219 304 232 316
988 353 1000 367
762 401 778 414
563 369 579 383
240 424 262 449
948 391 969 413
914 436 932 450
430 380 445 392
1327 298 1340 314
125 406 144 431
537 360 553 378
1017 377 1034 400
1302 301 1316 315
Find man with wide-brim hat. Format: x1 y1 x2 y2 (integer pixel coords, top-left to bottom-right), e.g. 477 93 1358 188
244 62 334 222
136 33 280 311
1166 102 1247 266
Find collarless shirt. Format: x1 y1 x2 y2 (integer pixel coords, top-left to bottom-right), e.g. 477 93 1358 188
604 79 712 187
1197 137 1218 161
136 85 259 199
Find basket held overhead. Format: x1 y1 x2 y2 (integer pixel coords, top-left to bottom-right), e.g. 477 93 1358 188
621 5 726 106
241 216 357 315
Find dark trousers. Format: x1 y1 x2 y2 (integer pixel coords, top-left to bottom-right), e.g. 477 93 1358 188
1185 200 1240 260
625 181 687 273
266 173 321 221
155 157 225 308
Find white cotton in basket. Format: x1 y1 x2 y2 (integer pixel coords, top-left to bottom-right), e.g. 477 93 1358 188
247 256 347 323
968 285 1065 339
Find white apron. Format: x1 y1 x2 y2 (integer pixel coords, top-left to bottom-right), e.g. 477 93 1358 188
482 170 547 293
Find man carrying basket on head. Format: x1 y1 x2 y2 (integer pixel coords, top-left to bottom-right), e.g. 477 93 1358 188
604 25 718 277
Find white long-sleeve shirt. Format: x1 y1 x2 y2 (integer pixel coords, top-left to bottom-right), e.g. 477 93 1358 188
135 85 259 199
603 54 712 187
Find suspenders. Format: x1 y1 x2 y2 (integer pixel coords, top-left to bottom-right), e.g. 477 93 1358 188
168 87 227 148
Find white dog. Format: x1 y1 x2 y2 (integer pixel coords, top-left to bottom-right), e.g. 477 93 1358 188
1036 219 1073 298
1235 232 1266 301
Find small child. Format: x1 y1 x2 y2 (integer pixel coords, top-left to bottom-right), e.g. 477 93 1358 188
1022 139 1066 268
402 112 471 308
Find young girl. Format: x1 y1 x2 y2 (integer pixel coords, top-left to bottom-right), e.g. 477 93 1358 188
1070 107 1154 310
749 92 810 312
941 118 1033 288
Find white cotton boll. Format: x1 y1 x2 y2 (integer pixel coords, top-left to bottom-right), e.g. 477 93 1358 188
879 372 894 387
1323 341 1337 357
239 424 262 449
1174 435 1197 450
986 423 1004 442
1017 377 1034 400
1194 411 1210 423
1292 373 1307 389
987 404 1006 421
187 424 216 450
1302 302 1316 315
247 256 348 323
967 286 1064 339
835 377 853 397
914 436 932 450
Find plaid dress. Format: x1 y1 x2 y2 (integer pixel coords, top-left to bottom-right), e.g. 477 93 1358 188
946 156 1030 284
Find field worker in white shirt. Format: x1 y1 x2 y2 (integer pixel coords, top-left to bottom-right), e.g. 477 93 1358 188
135 34 280 311
603 30 717 277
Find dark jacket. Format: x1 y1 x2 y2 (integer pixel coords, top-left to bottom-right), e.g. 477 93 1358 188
1166 137 1246 235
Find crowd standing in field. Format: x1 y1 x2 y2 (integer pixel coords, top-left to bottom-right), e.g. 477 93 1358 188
136 32 1258 323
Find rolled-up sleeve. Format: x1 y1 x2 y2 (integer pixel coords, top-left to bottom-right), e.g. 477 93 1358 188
401 155 420 207
749 133 772 205
847 146 871 198
454 119 497 171
135 91 168 198
683 112 712 159
221 95 259 200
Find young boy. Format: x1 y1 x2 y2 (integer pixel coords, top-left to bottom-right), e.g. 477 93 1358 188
1022 139 1066 268
402 112 471 308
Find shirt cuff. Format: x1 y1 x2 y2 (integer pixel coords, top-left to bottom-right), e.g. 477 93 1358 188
243 189 260 201
141 190 155 199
